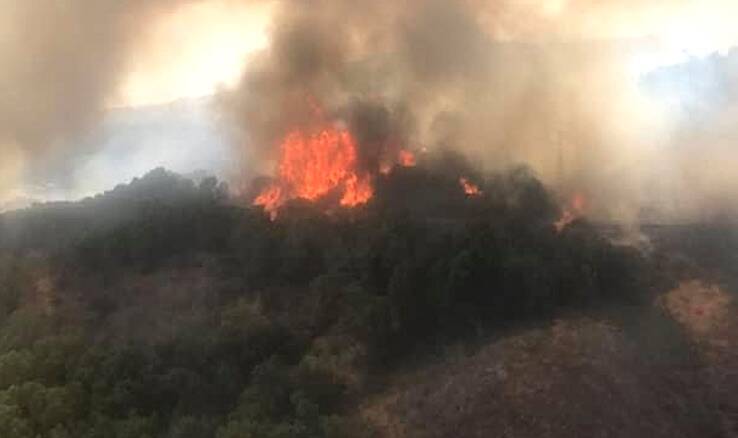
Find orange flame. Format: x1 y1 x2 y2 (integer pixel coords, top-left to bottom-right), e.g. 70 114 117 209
341 173 373 207
554 193 586 233
254 125 373 218
459 177 481 196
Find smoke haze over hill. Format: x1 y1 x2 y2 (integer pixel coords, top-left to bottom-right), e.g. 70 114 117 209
2 0 738 223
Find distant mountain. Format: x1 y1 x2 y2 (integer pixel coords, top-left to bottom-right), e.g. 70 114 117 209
0 168 228 251
79 97 233 190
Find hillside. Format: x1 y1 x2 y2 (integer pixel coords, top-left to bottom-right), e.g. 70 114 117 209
0 168 734 438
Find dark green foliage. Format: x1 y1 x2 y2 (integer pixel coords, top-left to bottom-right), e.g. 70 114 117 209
0 166 650 437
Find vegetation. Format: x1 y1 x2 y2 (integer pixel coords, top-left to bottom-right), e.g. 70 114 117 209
0 166 649 437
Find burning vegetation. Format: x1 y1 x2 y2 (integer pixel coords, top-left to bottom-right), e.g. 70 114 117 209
251 101 428 219
459 177 482 196
398 149 417 167
253 122 373 218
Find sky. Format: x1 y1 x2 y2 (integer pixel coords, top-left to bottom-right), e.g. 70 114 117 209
2 0 738 220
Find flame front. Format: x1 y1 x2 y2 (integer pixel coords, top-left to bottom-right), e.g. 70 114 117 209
254 125 373 218
341 173 373 207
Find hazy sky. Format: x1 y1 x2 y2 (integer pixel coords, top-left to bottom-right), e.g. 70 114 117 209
112 0 738 108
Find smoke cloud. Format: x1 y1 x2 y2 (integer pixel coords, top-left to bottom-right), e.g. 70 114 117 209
0 0 192 195
3 0 738 223
221 0 738 224
220 0 668 222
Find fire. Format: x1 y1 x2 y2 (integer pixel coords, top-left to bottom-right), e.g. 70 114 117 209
459 177 481 196
554 193 586 233
398 149 416 167
379 149 416 175
254 125 373 218
340 173 373 207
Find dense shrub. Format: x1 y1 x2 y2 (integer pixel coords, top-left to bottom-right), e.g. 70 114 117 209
0 166 649 437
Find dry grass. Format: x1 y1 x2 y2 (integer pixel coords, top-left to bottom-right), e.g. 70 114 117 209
360 313 724 438
661 281 733 337
661 281 738 437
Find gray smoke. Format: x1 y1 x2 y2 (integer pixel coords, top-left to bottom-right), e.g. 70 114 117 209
220 0 664 223
3 0 737 224
222 0 738 225
0 0 191 193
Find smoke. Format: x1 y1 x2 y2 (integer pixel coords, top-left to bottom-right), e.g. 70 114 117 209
3 0 738 223
221 0 738 224
0 0 191 196
220 0 486 173
220 0 670 223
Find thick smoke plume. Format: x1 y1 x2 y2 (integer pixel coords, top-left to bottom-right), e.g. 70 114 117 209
221 0 674 223
3 0 738 223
